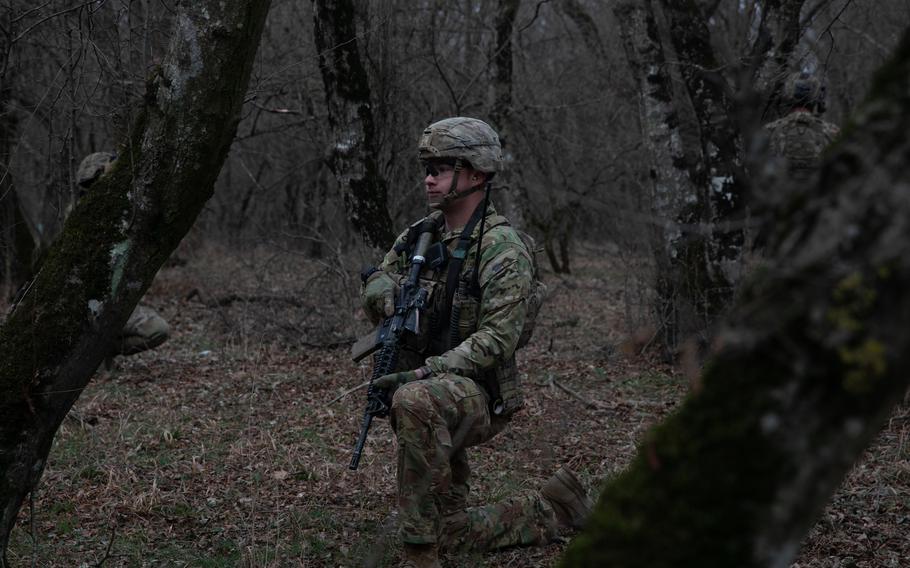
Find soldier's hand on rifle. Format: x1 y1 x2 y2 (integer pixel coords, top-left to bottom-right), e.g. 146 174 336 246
362 269 398 324
373 366 434 393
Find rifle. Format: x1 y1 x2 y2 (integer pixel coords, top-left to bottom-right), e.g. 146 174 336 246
349 219 437 470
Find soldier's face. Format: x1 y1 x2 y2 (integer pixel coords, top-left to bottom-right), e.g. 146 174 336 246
424 161 484 209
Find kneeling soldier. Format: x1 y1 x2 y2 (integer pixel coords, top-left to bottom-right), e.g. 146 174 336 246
359 117 592 567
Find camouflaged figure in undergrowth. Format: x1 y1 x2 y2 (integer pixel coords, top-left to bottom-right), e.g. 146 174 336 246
355 117 592 568
764 71 841 183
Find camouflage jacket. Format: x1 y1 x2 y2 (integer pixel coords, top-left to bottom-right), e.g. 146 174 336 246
373 203 533 413
765 110 840 181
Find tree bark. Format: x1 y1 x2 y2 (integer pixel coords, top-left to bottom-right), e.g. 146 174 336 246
0 1 270 561
613 0 704 351
0 72 35 300
659 0 750 329
562 28 910 567
0 16 35 301
490 0 524 228
312 0 394 249
750 0 808 120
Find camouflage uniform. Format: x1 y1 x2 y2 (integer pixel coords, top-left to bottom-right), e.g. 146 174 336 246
764 110 840 183
116 305 170 356
370 205 560 551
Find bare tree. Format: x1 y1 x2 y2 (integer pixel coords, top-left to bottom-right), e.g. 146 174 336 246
0 74 34 299
0 0 271 560
611 0 818 353
0 6 33 299
313 0 395 249
562 27 910 566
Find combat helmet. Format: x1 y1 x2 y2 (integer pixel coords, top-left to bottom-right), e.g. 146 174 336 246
76 151 117 188
418 117 503 174
783 71 828 113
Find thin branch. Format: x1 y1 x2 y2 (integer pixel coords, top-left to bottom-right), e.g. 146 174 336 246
517 0 554 34
328 381 370 405
11 1 97 44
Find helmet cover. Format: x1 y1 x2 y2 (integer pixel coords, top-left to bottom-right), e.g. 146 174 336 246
417 117 503 173
76 152 117 188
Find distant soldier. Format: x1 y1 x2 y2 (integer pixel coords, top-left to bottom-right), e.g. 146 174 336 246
358 117 591 568
76 152 170 360
764 71 840 183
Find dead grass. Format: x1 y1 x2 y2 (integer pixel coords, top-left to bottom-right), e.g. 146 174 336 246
6 243 909 567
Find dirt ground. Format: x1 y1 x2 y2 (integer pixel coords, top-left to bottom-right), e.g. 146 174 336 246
7 242 909 567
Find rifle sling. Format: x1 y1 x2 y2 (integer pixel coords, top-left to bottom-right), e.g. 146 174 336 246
444 203 485 327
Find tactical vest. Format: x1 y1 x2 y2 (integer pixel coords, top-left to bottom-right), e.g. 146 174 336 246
393 208 539 417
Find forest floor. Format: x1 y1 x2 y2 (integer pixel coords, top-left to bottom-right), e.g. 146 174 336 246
6 242 910 567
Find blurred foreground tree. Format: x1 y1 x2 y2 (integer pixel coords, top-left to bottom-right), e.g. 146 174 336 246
563 26 910 567
0 0 271 562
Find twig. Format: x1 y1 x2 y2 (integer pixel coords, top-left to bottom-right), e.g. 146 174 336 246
547 374 605 410
327 381 370 405
93 525 116 567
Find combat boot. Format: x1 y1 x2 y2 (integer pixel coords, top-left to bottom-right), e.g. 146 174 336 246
540 466 594 529
400 543 441 568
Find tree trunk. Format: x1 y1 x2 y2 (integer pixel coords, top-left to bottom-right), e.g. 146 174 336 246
0 1 270 562
751 0 808 118
0 85 35 300
0 24 35 300
490 0 523 227
613 0 702 352
562 28 910 567
659 0 750 334
312 0 394 249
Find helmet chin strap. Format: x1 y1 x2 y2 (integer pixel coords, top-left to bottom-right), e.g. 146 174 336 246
431 158 484 210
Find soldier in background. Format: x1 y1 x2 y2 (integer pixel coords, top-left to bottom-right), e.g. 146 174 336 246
360 117 591 568
76 152 170 361
764 71 840 183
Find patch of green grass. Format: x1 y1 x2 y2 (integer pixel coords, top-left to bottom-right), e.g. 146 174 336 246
51 426 94 464
50 500 76 515
153 500 197 520
53 516 76 535
77 464 105 482
293 468 319 482
617 370 676 393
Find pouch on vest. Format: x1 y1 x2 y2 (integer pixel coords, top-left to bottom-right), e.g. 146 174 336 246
514 230 547 349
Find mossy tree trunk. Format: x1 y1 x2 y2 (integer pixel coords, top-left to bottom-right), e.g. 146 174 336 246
312 0 394 249
562 29 910 567
0 1 271 562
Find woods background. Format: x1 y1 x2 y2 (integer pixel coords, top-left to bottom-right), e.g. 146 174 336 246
1 1 909 567
2 1 905 307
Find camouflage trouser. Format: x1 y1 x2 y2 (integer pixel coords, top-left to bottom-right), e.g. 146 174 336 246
390 373 559 552
115 305 170 356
